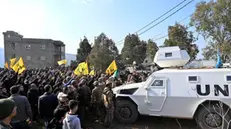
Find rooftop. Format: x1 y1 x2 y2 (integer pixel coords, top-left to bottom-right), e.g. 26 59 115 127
158 46 180 52
155 68 231 73
23 38 65 46
3 31 65 46
3 31 23 38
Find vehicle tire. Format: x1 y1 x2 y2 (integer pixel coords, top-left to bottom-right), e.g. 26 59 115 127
115 100 138 124
195 103 231 129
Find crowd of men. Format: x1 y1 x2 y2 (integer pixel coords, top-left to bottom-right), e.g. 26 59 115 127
0 67 149 129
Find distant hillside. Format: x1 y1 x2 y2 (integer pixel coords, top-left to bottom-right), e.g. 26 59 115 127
0 48 76 68
0 48 3 68
65 53 76 65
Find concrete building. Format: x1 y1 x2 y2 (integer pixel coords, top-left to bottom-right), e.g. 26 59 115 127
3 31 65 68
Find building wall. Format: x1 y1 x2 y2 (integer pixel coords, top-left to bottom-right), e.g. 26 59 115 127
3 31 23 64
3 31 65 69
22 39 55 68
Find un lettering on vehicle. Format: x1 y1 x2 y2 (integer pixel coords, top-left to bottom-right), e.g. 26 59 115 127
196 84 229 96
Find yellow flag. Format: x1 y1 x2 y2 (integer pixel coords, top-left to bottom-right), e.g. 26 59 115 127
18 67 26 74
74 62 85 75
12 61 19 72
74 62 88 75
74 66 81 75
83 62 89 75
57 60 67 65
18 57 26 74
74 63 82 75
89 70 95 75
12 57 26 74
4 62 9 69
106 60 117 75
78 62 86 73
18 57 24 67
10 58 16 68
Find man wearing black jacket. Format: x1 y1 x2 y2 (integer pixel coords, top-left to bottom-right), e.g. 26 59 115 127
38 85 58 128
47 108 66 129
77 79 91 128
27 83 40 121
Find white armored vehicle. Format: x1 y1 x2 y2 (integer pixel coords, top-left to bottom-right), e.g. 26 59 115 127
113 46 231 129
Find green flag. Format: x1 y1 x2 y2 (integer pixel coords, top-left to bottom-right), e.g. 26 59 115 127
112 69 118 78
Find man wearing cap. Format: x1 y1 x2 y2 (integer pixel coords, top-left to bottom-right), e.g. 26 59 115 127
0 99 17 129
56 92 69 112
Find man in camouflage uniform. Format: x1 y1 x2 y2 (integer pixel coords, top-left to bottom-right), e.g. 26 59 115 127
103 81 114 127
91 81 102 122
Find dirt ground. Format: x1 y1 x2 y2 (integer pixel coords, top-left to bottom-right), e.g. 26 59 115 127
34 115 199 129
85 116 199 129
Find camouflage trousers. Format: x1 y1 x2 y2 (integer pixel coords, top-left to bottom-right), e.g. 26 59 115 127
104 106 114 126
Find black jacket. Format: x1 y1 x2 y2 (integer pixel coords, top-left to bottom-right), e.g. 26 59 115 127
56 104 69 113
27 89 40 106
47 118 62 129
38 93 58 120
78 85 91 106
0 94 8 99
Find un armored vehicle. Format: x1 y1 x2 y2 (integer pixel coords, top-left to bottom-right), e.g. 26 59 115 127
113 47 231 129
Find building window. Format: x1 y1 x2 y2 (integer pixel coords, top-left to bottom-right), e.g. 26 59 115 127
165 52 172 57
61 46 65 52
55 46 61 52
40 56 46 60
25 45 31 49
11 54 16 58
41 45 46 50
10 43 15 50
7 35 10 38
26 56 31 60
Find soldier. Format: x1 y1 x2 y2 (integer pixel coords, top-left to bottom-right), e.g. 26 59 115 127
102 81 114 127
91 81 102 122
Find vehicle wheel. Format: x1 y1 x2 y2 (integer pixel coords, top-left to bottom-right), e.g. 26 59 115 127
195 103 231 129
115 100 138 124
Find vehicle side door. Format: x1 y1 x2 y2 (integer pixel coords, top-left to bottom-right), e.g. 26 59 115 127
145 77 167 112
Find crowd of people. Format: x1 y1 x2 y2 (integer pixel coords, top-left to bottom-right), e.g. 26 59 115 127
0 67 149 129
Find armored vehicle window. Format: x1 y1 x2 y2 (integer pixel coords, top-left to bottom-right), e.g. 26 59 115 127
226 76 231 82
165 52 172 57
188 76 198 82
152 80 163 86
